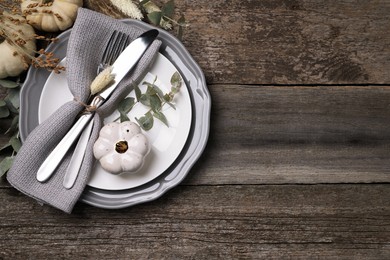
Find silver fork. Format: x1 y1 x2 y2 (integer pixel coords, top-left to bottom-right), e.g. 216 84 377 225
63 31 130 189
98 31 131 74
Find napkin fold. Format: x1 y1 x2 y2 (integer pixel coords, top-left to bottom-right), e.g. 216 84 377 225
7 8 161 213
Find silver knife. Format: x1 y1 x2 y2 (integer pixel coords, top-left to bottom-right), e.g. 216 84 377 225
37 29 159 183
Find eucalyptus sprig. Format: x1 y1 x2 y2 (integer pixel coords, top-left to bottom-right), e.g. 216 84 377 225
0 78 22 177
140 0 188 39
117 71 182 131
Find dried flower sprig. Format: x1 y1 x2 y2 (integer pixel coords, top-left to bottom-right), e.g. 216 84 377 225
90 66 115 95
0 7 64 75
33 48 65 74
109 0 144 20
0 0 19 14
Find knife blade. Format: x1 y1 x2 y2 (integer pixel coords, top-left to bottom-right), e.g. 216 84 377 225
37 29 159 183
63 119 94 189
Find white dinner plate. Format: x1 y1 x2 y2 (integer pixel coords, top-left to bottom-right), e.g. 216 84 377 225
39 53 192 190
20 19 211 209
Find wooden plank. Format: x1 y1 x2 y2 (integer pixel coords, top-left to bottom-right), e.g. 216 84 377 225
184 85 390 185
175 0 390 85
0 184 389 258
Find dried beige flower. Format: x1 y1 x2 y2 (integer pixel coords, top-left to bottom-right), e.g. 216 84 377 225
90 66 115 95
110 0 143 20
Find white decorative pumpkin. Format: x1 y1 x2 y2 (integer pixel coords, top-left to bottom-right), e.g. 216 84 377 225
93 121 150 175
0 12 36 79
21 0 83 32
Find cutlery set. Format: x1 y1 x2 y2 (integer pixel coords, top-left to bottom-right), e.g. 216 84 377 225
63 31 131 189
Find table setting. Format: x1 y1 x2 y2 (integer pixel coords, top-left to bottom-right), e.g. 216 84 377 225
2 1 390 258
5 7 211 213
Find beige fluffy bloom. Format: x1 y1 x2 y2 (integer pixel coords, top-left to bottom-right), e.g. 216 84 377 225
110 0 143 20
90 66 115 95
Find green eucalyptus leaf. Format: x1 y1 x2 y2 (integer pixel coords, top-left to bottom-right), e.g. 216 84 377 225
153 111 169 127
4 99 18 114
0 106 9 118
9 135 21 152
142 1 161 14
143 82 165 100
142 81 151 87
150 94 161 112
118 97 135 114
171 71 182 89
7 88 20 110
140 94 151 107
152 85 165 100
163 94 176 109
0 100 6 107
5 115 19 135
136 112 154 131
147 11 162 26
165 101 176 110
0 79 19 89
0 156 14 177
162 0 175 18
118 97 135 122
142 82 152 89
119 112 130 122
134 84 142 101
146 85 157 96
171 86 178 94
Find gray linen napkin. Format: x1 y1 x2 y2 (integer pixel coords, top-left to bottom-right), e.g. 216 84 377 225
7 8 161 213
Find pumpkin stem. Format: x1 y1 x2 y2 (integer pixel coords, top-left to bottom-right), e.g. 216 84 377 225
115 141 128 154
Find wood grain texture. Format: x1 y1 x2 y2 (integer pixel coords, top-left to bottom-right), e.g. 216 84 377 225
184 85 390 184
0 184 389 259
175 0 390 85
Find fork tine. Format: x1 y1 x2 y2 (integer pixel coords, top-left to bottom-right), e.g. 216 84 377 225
108 32 129 65
118 34 131 56
106 31 123 65
98 31 131 74
101 30 118 66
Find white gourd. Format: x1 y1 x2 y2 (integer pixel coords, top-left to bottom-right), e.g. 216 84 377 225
93 121 150 175
0 12 36 79
21 0 83 32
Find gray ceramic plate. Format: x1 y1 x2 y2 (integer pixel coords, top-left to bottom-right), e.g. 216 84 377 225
20 20 211 209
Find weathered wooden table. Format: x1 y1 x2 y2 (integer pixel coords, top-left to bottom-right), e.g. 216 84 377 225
1 1 389 258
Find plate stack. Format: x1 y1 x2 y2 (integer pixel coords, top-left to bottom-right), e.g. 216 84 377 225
19 20 211 209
